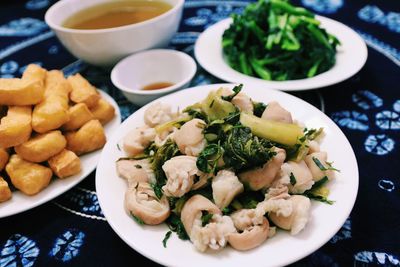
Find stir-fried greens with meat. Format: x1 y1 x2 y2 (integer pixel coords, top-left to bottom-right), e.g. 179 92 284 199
116 84 339 252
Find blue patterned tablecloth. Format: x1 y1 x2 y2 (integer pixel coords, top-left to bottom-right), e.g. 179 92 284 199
0 0 399 266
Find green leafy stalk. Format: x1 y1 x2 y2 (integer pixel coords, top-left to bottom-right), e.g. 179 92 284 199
290 172 297 185
221 84 243 102
312 157 340 172
201 211 214 227
162 231 172 248
131 214 145 225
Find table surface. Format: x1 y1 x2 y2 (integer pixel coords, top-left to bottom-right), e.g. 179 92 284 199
0 0 399 266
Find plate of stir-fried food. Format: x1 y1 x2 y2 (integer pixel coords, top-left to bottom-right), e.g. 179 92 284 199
96 83 358 267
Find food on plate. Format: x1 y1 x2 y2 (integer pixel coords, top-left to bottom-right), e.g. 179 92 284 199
63 103 94 131
125 182 170 225
0 176 12 202
0 78 44 105
66 119 106 155
0 106 32 148
222 0 340 80
48 149 81 179
0 149 9 171
22 64 46 86
6 154 52 195
90 98 116 125
68 73 100 108
15 130 67 163
32 70 70 133
0 64 115 203
116 85 338 252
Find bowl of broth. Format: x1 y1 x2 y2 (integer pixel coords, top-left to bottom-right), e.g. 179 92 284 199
111 49 197 106
45 0 184 66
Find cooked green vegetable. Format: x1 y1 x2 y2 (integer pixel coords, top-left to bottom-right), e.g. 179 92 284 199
201 211 214 226
290 172 297 185
240 112 303 146
312 157 340 172
131 214 145 225
162 231 172 248
303 176 334 204
222 0 340 80
201 88 237 120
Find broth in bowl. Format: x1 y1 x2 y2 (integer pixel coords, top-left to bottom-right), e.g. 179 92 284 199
63 0 172 30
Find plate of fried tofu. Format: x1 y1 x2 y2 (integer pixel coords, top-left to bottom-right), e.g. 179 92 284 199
0 64 121 218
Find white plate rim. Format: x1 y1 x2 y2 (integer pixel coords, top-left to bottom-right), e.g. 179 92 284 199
0 90 121 218
96 83 359 267
194 16 368 91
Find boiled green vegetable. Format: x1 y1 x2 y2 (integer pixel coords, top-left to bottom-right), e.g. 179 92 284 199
222 0 340 80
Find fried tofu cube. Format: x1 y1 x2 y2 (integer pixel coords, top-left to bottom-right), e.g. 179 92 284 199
90 98 115 125
15 130 67 163
6 154 52 195
0 148 9 171
65 119 106 155
0 106 32 148
68 73 100 108
0 176 12 202
63 103 94 131
48 149 81 178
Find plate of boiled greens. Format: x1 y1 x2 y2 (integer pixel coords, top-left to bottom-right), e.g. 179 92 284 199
0 64 121 218
96 83 358 267
195 0 367 91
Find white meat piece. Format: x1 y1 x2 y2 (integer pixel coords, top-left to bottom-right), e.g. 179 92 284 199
261 101 293 123
173 118 206 156
181 195 221 236
125 182 170 225
123 126 156 156
154 127 177 147
116 159 155 186
143 102 175 127
191 214 236 252
228 209 270 251
308 140 320 154
212 170 244 209
231 92 253 114
256 185 293 217
305 151 335 181
162 156 203 197
230 209 264 231
281 160 314 194
269 195 311 235
238 147 286 190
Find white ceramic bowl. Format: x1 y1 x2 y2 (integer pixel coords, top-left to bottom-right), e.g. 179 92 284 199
111 49 197 106
45 0 184 66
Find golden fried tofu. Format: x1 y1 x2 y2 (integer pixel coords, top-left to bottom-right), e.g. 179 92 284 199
48 149 81 178
0 106 32 148
0 176 12 202
63 103 94 131
15 130 66 163
68 73 100 108
44 70 71 98
6 154 52 195
0 148 9 171
32 94 70 133
22 64 46 87
0 78 44 105
65 120 106 155
90 98 115 125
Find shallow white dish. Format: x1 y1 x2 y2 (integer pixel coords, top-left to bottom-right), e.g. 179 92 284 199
195 17 368 91
0 91 121 218
111 49 197 106
96 84 359 267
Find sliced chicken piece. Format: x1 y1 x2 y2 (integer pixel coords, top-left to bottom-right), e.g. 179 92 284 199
173 119 206 156
239 147 286 190
123 126 155 156
212 170 243 209
261 101 293 124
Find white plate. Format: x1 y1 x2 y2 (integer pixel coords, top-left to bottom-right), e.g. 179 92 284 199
96 84 359 267
194 17 368 91
0 91 121 218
